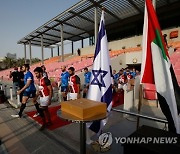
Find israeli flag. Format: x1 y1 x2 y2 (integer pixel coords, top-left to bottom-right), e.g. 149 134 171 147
87 10 113 134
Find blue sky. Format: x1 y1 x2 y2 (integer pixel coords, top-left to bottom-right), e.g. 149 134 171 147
0 0 84 59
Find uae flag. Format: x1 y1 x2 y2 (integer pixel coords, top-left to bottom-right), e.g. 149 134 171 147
141 0 180 134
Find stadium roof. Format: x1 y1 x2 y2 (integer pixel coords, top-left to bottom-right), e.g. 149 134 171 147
17 0 180 47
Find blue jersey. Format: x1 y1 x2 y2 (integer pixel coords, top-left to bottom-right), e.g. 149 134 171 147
84 71 91 85
61 71 69 87
113 73 119 80
130 71 136 78
24 71 36 92
113 73 119 84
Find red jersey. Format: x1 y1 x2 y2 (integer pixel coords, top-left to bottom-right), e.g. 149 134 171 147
39 77 51 97
119 75 127 84
127 74 133 80
69 75 80 93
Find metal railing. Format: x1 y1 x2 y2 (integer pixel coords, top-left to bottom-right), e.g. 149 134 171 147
112 108 168 124
0 82 62 108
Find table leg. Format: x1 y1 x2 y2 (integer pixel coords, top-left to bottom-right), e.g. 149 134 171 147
80 122 86 154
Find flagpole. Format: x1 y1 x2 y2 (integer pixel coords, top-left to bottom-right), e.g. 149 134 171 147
136 84 143 130
152 0 156 10
137 0 158 130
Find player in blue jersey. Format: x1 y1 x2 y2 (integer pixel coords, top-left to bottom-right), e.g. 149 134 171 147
11 64 40 118
83 67 91 98
112 70 119 85
60 66 70 101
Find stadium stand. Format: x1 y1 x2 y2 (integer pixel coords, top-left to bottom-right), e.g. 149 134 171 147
171 49 180 85
0 42 180 86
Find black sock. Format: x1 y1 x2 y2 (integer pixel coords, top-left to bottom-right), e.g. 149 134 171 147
83 93 86 98
63 97 67 101
19 104 26 117
34 103 40 113
39 108 45 117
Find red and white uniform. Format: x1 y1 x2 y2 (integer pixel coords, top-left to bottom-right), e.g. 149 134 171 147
127 74 133 80
118 75 127 90
68 75 80 93
119 75 127 84
68 75 80 100
39 77 51 106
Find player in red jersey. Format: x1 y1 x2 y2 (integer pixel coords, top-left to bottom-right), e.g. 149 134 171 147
34 67 53 130
67 67 80 100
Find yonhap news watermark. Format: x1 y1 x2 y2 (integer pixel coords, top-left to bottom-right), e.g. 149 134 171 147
98 132 178 148
115 136 178 144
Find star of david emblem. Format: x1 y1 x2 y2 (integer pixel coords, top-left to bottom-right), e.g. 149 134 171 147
91 68 108 90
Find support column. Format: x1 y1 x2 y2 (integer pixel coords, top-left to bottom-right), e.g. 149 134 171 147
24 44 27 64
29 41 32 65
72 41 74 55
61 24 64 62
152 0 156 9
41 35 44 64
57 45 60 56
94 7 98 45
81 39 84 48
51 47 53 58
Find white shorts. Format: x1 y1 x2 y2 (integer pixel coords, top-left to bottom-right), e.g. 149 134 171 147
67 93 78 100
40 96 50 107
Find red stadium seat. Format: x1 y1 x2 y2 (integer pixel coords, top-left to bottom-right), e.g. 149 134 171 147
174 62 180 69
175 69 180 75
143 83 157 100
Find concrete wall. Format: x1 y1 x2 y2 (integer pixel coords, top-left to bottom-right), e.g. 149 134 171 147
81 46 95 55
111 54 127 71
108 36 142 50
80 27 180 55
162 27 180 43
126 51 142 64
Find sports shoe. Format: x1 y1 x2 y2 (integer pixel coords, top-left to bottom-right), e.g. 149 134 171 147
11 114 20 118
39 125 46 131
33 113 40 118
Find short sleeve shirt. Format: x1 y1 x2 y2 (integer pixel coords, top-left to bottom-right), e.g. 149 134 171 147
39 77 51 97
69 75 80 93
24 71 36 92
84 72 91 85
11 71 19 82
61 71 70 87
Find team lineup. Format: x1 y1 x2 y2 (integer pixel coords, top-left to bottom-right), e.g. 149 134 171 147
10 64 92 131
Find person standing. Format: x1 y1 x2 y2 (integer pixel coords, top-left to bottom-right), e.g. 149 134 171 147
112 70 119 85
77 48 81 56
67 67 80 100
18 66 24 103
130 68 136 79
34 67 53 130
9 67 19 96
83 67 91 98
41 65 48 78
11 64 40 118
60 66 70 101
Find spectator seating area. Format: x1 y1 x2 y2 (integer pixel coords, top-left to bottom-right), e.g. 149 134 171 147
0 47 142 82
142 47 180 100
168 41 180 49
0 45 179 87
171 48 180 86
